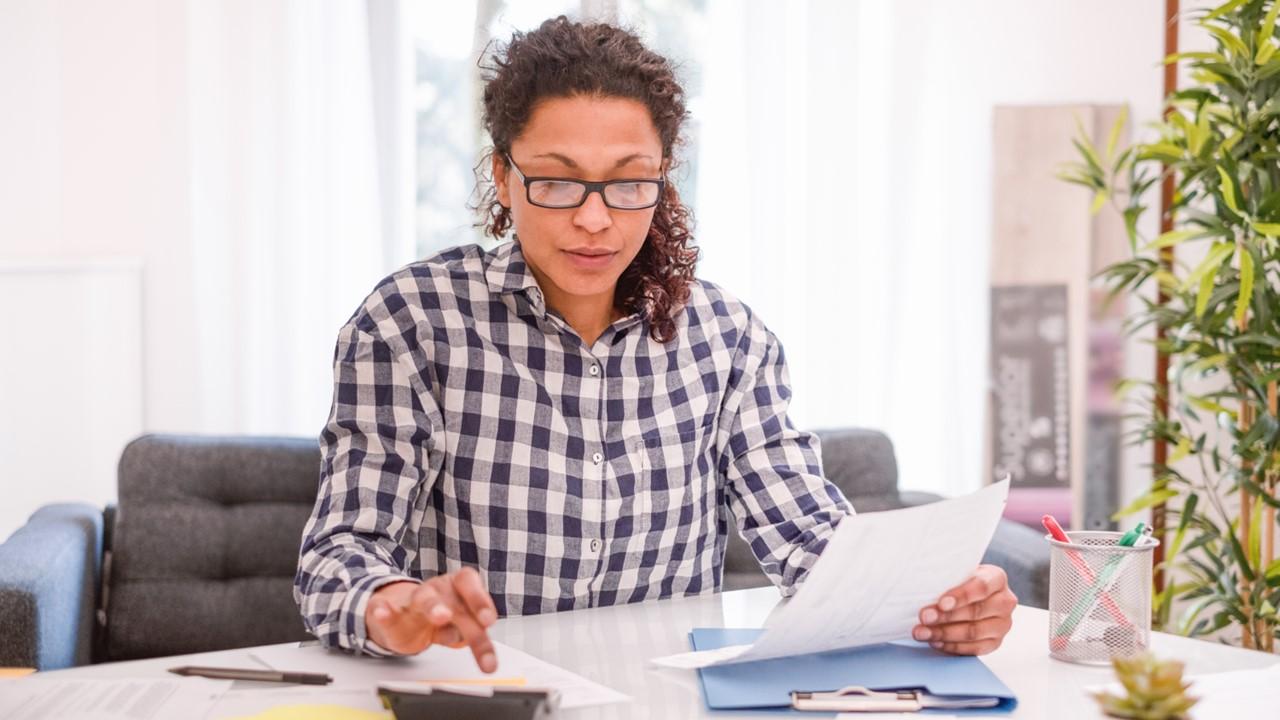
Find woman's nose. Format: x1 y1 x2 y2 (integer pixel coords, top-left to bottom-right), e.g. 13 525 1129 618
572 190 613 233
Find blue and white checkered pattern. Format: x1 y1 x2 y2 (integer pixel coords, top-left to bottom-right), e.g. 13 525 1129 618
294 240 850 655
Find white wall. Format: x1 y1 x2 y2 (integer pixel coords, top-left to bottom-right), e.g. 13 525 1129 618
0 0 197 536
0 262 145 534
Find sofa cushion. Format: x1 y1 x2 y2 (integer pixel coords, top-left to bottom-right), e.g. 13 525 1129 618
105 435 319 661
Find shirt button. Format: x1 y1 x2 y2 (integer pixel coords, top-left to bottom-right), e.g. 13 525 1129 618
589 364 600 376
590 539 601 553
592 452 603 465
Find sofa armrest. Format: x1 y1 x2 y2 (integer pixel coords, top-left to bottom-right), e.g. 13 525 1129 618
0 503 103 669
982 519 1050 610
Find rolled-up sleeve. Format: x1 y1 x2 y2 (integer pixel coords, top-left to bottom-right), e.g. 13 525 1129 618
718 317 852 596
294 321 435 655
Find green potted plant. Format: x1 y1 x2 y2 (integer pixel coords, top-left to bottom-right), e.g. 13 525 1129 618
1061 0 1280 651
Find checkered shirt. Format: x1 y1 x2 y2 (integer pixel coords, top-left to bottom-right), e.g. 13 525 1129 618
294 240 851 655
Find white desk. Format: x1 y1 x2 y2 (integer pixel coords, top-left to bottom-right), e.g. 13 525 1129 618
28 587 1278 718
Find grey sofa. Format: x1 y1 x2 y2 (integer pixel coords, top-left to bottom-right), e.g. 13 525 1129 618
0 430 1049 670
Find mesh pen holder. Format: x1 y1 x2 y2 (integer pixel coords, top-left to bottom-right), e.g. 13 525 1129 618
1045 530 1158 665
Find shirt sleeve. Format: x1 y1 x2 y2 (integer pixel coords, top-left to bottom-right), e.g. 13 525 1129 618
294 321 435 656
718 316 852 596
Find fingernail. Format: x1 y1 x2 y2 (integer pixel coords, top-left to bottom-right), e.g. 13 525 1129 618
939 597 956 611
922 609 938 624
930 641 942 649
914 627 932 641
482 653 497 672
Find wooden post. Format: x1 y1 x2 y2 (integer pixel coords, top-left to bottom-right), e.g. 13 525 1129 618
1152 0 1180 598
1267 381 1277 652
1239 376 1255 650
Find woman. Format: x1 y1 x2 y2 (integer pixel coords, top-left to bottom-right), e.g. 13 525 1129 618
294 16 1015 673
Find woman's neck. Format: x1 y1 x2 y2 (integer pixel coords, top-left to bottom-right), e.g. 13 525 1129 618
531 272 620 347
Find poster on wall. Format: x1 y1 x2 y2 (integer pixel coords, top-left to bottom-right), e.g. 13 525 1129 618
990 284 1071 489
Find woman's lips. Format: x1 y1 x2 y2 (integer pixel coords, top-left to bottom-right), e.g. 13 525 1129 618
562 249 618 269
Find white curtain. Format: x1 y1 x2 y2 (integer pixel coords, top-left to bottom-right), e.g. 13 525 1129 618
694 0 991 498
185 0 403 435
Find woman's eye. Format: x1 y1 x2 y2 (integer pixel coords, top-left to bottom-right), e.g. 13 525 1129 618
531 181 582 202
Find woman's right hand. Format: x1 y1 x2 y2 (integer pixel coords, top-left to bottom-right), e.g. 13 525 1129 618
364 567 500 672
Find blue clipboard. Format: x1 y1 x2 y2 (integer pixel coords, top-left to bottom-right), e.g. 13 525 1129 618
691 628 1017 714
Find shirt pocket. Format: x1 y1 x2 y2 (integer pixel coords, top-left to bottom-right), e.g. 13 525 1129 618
629 423 712 528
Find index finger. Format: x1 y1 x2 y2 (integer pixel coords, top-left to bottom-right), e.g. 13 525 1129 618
452 567 498 628
936 564 1007 612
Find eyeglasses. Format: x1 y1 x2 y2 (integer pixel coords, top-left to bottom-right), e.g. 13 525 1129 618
505 154 665 210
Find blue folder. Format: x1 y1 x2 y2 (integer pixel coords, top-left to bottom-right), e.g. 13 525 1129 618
691 628 1017 715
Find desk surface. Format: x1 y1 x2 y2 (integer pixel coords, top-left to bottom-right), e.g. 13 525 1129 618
32 586 1278 718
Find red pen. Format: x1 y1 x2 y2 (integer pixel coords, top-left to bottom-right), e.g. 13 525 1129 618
1042 515 1130 639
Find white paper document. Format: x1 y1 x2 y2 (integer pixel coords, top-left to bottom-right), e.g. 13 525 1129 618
652 479 1010 669
252 639 628 711
0 677 230 720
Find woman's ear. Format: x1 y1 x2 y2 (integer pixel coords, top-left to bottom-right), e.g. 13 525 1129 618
493 153 511 209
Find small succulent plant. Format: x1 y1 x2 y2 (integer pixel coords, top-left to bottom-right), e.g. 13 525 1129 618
1091 652 1199 720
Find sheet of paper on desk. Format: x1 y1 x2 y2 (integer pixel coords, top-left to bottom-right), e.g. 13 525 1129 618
204 686 391 719
652 479 1010 669
252 640 628 710
0 677 230 719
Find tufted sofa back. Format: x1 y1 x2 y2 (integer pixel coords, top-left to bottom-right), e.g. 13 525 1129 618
104 435 320 661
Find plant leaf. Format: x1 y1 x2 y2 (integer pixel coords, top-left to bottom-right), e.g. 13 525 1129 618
1257 40 1278 66
1204 22 1252 60
1186 353 1228 374
1140 142 1185 162
1112 488 1180 520
1216 166 1241 215
1169 435 1193 463
1188 396 1235 418
1252 221 1280 236
1196 268 1216 319
1234 247 1254 326
1262 0 1280 42
1105 106 1128 162
1091 189 1108 215
1229 526 1256 582
1180 241 1234 292
1142 229 1204 251
1163 51 1228 64
1205 0 1250 20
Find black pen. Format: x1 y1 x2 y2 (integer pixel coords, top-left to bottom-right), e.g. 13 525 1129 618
168 665 333 685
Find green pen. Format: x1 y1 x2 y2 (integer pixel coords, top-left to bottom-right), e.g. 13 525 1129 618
1052 522 1147 643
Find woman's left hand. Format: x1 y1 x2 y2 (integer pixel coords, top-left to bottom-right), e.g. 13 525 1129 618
912 564 1017 655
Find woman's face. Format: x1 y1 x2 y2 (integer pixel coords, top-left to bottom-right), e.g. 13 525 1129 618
495 95 663 310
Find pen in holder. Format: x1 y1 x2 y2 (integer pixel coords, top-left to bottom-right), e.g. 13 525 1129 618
1045 529 1158 665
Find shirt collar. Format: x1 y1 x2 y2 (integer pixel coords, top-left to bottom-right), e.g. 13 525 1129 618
485 239 541 297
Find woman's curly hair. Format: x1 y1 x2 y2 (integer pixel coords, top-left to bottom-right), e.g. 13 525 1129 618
474 16 698 344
